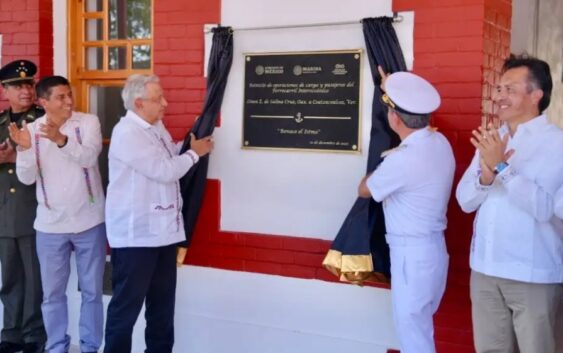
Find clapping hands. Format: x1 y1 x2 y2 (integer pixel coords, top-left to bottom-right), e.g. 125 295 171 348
8 121 32 150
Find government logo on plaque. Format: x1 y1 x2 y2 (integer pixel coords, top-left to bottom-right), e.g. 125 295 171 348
243 50 362 152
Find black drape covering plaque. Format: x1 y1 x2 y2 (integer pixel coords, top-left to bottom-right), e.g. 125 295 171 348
323 17 407 284
243 50 361 152
178 26 233 247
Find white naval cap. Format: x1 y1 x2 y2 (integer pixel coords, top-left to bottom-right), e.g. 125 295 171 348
381 71 441 115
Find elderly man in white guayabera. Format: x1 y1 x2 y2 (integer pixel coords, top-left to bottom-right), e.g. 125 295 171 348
103 74 214 353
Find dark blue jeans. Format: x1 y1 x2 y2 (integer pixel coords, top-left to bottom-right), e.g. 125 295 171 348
103 244 177 353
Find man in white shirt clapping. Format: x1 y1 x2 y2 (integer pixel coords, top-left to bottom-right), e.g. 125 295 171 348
9 76 106 353
103 74 213 353
456 54 563 353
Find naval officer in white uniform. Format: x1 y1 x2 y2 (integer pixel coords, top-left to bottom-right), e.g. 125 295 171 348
359 70 455 353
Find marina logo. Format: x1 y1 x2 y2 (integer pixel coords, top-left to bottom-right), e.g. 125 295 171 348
293 65 303 76
301 66 322 74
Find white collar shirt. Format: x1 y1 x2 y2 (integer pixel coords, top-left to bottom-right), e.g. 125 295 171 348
105 110 199 248
16 111 105 233
456 114 563 283
366 128 455 243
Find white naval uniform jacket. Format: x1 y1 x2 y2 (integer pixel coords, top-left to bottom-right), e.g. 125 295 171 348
105 110 199 248
366 127 455 242
456 115 563 284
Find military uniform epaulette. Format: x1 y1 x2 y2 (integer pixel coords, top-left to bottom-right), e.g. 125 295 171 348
0 109 8 125
0 105 44 126
27 105 45 119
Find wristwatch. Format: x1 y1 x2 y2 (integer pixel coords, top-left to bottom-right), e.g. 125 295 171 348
493 162 509 174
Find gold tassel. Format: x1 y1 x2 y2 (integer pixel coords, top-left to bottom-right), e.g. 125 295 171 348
322 250 388 285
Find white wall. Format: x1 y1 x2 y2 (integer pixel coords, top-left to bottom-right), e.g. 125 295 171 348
30 1 412 352
31 259 398 353
0 257 398 353
209 0 414 239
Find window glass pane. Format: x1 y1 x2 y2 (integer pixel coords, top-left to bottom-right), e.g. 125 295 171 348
89 85 125 139
85 0 103 12
85 19 103 41
108 47 127 70
85 47 103 70
132 45 151 69
88 85 125 192
108 0 152 40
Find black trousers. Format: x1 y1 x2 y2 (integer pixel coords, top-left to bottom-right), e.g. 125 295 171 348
0 236 46 345
103 244 177 353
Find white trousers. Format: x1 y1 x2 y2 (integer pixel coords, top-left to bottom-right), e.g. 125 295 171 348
389 235 449 353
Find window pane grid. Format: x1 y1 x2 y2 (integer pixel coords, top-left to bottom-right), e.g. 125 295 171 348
77 0 153 74
70 0 153 129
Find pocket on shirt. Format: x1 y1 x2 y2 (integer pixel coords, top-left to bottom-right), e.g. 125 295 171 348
149 202 179 235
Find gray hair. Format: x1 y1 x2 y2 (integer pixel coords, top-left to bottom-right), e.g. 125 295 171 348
121 74 160 111
395 110 430 129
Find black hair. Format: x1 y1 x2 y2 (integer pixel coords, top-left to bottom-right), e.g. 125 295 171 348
35 76 70 99
502 54 552 112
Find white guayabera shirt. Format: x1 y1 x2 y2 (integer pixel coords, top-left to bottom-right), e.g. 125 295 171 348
456 115 563 284
105 110 199 248
16 111 105 233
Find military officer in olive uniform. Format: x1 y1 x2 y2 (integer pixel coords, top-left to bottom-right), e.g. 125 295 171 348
0 60 46 353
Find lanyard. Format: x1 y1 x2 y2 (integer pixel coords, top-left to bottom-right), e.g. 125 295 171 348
34 126 96 209
75 127 95 203
34 133 51 209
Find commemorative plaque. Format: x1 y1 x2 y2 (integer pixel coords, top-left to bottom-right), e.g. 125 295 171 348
243 50 362 152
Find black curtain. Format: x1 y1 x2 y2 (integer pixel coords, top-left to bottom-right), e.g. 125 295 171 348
327 17 406 281
178 26 233 247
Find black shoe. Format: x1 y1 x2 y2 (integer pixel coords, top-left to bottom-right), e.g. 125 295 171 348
22 342 44 353
0 341 23 353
